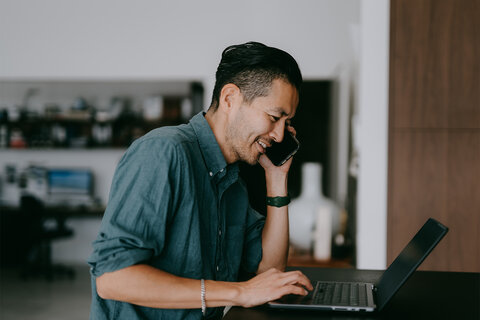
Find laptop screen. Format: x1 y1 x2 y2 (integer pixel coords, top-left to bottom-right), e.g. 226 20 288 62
48 169 93 195
375 218 448 310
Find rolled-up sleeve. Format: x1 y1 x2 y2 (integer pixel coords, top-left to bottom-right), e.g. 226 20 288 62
88 138 181 277
241 206 265 273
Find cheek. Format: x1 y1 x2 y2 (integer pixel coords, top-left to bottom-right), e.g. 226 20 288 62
246 122 269 142
256 120 274 137
250 114 272 131
238 107 273 141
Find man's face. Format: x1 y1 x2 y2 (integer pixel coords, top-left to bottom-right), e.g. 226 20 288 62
226 79 299 165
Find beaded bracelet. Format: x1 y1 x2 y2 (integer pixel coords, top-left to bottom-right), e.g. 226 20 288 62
201 279 206 316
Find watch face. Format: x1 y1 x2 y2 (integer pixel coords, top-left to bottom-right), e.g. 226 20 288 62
265 131 300 166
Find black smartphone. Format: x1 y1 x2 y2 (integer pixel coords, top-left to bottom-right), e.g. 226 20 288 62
265 130 300 166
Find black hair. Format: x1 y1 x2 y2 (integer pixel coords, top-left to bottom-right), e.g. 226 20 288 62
209 41 302 111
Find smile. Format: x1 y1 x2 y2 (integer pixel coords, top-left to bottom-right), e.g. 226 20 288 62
256 139 270 154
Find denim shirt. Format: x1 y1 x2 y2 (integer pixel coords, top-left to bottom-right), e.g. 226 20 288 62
88 112 265 320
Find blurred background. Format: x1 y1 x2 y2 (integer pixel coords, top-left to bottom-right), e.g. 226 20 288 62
0 0 478 319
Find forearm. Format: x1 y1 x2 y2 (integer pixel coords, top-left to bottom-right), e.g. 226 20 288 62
257 172 290 273
96 263 312 310
96 264 242 309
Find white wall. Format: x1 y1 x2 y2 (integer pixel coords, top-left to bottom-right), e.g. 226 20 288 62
0 0 358 80
0 0 377 265
355 0 390 270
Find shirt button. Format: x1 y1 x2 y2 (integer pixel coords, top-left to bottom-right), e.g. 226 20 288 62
220 168 224 172
218 229 222 236
216 266 219 272
209 172 213 176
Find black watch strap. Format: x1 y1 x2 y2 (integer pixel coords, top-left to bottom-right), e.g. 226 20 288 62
266 194 291 207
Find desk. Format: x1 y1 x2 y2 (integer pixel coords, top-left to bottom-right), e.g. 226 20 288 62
0 204 105 218
0 205 104 266
224 267 480 320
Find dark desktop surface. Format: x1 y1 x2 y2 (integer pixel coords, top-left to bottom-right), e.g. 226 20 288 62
224 267 480 320
0 204 104 267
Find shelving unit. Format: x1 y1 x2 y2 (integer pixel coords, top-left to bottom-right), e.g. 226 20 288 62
0 79 205 208
0 80 204 150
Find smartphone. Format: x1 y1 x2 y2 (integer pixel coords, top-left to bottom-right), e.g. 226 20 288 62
265 130 300 166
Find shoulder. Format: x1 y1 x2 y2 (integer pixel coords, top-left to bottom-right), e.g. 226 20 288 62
144 123 196 144
124 123 197 162
130 125 196 157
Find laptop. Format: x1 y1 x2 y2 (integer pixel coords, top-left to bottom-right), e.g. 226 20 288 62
268 218 448 313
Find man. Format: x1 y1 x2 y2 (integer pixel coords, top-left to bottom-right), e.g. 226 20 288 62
88 41 312 320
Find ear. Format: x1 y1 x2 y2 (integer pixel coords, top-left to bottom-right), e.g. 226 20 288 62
218 83 241 112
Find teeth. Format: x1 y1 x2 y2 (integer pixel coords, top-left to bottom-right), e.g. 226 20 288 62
258 141 267 148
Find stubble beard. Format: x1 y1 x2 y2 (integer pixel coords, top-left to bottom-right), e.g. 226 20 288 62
226 122 259 165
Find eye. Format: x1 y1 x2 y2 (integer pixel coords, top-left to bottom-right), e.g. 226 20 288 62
269 114 280 122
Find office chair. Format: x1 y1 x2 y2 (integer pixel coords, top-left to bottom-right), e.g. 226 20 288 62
20 195 75 281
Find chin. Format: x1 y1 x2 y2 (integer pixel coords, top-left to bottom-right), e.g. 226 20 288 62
236 144 262 165
240 152 260 166
251 153 264 165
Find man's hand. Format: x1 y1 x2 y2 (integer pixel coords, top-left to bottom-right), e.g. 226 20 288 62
257 126 297 176
236 268 313 308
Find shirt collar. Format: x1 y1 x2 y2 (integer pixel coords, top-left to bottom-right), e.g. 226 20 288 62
190 112 232 178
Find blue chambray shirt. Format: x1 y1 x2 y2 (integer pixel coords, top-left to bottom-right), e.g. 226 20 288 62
88 112 265 320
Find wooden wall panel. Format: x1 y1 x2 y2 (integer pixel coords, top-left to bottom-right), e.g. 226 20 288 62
444 132 480 271
389 131 479 272
390 0 480 129
388 0 480 272
388 131 449 271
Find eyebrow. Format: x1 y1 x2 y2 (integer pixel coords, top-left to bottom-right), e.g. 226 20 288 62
270 107 295 120
269 107 291 118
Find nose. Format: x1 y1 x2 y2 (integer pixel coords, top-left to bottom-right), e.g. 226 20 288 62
270 121 285 143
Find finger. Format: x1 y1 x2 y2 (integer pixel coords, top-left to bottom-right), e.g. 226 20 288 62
282 155 294 168
280 270 307 279
269 284 306 302
257 153 273 168
281 284 309 297
296 274 313 290
286 125 296 136
280 271 313 290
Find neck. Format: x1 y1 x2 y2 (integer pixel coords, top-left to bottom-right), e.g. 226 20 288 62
205 109 236 164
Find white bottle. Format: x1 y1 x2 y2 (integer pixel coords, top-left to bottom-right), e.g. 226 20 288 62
313 206 332 260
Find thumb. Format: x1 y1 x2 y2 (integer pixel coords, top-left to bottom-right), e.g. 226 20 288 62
258 154 273 168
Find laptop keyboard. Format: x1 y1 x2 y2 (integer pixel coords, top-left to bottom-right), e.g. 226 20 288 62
311 281 369 307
